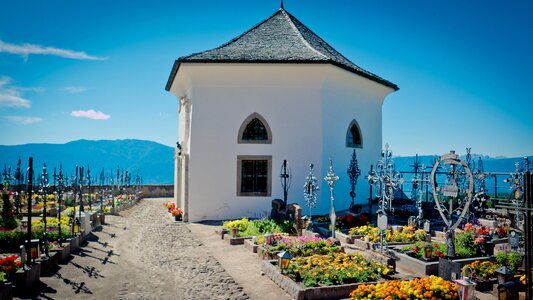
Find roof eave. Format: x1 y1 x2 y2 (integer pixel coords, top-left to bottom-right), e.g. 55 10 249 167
165 59 181 91
165 60 399 92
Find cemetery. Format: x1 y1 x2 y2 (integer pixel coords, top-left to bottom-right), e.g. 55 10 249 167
204 145 532 300
0 158 143 299
1 1 531 300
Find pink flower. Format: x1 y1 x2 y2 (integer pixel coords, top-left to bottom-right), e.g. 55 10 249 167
474 237 485 244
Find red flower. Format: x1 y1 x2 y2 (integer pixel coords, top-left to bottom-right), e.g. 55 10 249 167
413 247 418 253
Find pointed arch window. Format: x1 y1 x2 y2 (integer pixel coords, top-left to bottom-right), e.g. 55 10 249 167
238 113 272 144
346 119 363 148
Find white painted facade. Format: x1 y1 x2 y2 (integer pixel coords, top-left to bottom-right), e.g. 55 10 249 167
168 63 395 222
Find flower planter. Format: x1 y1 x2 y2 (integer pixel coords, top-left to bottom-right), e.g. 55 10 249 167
214 228 228 240
474 278 496 292
393 249 494 278
352 238 372 250
438 256 494 281
262 260 377 300
92 213 101 228
0 282 13 300
38 252 60 275
477 218 498 229
67 235 80 252
244 239 259 253
173 215 182 222
14 263 40 292
391 250 440 276
315 226 330 238
334 231 354 244
223 234 251 245
52 243 71 263
361 251 396 273
256 245 280 260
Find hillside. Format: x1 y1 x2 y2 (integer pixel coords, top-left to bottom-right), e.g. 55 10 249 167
0 139 174 184
1 140 530 185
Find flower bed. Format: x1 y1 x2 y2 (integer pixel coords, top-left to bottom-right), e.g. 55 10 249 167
262 259 376 300
0 255 23 282
400 228 489 261
348 225 427 244
266 236 341 257
350 276 459 300
285 253 393 288
316 213 370 231
462 260 498 291
223 218 295 238
0 226 73 253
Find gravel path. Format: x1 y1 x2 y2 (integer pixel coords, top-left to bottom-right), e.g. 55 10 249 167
31 198 249 299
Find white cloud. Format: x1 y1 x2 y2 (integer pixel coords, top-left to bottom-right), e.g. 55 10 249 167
0 94 31 108
5 116 44 125
71 109 110 120
0 40 107 60
61 86 87 94
0 76 31 108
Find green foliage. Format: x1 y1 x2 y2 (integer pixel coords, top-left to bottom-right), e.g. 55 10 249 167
401 241 446 259
1 190 18 230
222 218 250 231
0 226 72 253
496 252 524 272
0 271 5 281
0 229 27 252
223 218 295 237
495 252 506 266
454 231 480 258
508 252 523 271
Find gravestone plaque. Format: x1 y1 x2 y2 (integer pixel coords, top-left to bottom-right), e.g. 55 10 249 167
508 230 520 251
377 213 388 230
424 220 431 232
438 257 462 281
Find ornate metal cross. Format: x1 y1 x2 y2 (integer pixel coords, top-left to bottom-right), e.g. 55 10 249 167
431 151 474 258
280 160 292 207
57 165 64 246
367 144 403 215
324 159 339 239
504 161 525 230
303 163 319 220
347 149 361 211
40 163 50 256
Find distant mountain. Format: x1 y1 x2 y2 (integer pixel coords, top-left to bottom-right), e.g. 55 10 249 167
1 140 530 186
392 154 533 173
0 139 174 184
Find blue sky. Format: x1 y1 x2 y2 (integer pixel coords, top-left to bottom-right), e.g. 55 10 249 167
0 0 531 157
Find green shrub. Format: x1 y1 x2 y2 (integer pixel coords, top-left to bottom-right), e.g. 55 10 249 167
496 252 524 272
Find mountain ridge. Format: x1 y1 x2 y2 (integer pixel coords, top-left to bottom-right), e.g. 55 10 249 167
0 139 174 184
1 140 530 184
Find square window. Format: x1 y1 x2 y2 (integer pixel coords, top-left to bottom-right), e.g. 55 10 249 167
237 156 272 196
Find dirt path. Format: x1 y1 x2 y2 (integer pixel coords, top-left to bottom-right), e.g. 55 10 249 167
30 198 249 299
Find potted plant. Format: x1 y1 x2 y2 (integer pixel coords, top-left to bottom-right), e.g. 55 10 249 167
171 208 183 221
463 260 498 291
424 243 433 259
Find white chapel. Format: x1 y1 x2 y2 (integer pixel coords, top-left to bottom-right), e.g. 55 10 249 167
165 6 398 222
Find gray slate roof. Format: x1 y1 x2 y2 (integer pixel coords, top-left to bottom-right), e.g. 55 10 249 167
165 8 398 91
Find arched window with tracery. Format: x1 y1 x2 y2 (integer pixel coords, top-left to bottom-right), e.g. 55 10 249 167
238 113 272 144
346 119 363 148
